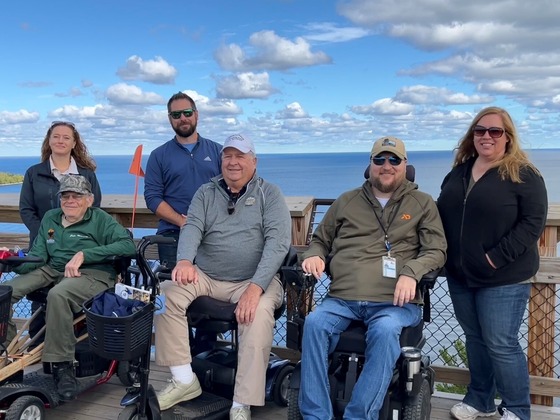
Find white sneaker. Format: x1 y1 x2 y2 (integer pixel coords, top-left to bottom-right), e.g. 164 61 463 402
501 408 521 420
450 402 497 420
229 405 251 420
156 376 202 411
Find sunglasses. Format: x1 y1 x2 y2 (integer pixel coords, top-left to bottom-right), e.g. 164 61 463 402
51 121 75 129
371 155 402 166
169 108 196 120
473 125 505 139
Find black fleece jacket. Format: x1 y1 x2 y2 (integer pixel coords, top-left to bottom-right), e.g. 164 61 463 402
437 158 548 287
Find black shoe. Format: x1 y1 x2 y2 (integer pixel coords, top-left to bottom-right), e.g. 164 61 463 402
52 361 79 401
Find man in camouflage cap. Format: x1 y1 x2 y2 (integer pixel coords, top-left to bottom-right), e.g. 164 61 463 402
3 174 136 401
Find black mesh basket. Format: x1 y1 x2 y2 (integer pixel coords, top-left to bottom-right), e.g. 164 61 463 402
0 285 13 345
83 295 154 361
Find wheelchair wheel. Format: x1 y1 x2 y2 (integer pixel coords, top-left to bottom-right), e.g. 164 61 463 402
6 395 45 420
272 364 294 406
402 378 431 420
118 359 140 387
287 387 302 420
118 405 140 420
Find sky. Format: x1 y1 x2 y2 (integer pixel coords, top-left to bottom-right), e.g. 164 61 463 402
1 0 560 157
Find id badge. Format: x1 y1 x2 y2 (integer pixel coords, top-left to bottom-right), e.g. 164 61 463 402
382 256 397 278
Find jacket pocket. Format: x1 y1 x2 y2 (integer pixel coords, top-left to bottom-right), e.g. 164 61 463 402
464 247 496 279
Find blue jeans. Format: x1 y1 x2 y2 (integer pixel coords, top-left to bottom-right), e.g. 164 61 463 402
448 278 531 420
298 297 422 420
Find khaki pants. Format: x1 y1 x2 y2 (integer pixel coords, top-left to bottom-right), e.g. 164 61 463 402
5 265 114 362
154 267 284 406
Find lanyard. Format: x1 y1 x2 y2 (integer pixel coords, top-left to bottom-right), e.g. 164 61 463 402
372 200 402 257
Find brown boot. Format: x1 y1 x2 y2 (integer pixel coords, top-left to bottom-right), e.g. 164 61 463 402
52 361 79 401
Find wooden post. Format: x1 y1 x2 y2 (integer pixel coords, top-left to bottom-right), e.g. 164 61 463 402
528 222 559 406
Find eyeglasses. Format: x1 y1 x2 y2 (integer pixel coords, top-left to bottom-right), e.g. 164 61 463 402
51 121 75 129
371 155 402 166
60 192 86 201
473 125 505 139
227 199 235 215
168 108 196 120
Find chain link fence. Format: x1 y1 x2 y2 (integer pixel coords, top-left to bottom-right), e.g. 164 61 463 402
3 246 559 388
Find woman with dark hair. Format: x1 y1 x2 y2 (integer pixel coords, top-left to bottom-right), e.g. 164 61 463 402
20 121 102 247
438 107 548 420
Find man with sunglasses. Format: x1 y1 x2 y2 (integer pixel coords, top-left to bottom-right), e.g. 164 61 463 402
144 91 222 270
298 136 447 420
3 174 136 401
153 134 291 420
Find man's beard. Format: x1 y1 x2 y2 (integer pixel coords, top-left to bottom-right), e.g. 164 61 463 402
372 175 401 194
173 120 197 138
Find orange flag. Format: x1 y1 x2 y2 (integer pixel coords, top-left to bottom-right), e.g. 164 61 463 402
129 145 145 177
128 145 144 235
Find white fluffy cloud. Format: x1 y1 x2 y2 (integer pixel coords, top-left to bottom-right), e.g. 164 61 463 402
214 30 332 71
339 0 560 106
117 56 177 84
216 72 277 99
105 83 165 105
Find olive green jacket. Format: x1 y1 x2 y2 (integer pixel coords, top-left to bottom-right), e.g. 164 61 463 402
302 180 447 303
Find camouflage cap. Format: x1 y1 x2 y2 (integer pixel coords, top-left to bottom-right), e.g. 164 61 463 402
58 174 93 195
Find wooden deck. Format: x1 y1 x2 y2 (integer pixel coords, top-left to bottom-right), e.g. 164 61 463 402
34 363 560 420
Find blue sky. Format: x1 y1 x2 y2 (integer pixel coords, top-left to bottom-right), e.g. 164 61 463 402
1 0 559 156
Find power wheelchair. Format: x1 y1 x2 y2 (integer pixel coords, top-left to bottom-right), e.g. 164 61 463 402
141 237 299 419
284 266 438 420
0 251 135 420
283 163 440 420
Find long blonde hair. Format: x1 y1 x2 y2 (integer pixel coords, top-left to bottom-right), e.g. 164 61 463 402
454 106 539 183
40 121 96 171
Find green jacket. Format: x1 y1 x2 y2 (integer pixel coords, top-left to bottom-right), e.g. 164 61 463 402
302 179 447 303
15 207 136 276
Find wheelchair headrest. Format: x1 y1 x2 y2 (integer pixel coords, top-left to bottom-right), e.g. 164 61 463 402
364 164 415 182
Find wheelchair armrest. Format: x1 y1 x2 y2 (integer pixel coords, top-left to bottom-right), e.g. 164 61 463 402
0 255 44 272
280 265 316 291
156 271 172 282
418 268 443 323
142 235 177 246
418 268 441 290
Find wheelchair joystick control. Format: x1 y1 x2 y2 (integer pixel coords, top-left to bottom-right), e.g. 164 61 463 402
401 346 422 392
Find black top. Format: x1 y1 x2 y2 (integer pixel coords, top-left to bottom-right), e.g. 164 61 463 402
437 158 548 287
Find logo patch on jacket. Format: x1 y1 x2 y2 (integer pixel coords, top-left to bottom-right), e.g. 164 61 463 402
47 228 55 244
68 233 90 239
401 213 411 220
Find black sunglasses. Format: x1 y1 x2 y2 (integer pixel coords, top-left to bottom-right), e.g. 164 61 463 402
473 125 505 139
371 155 402 166
169 108 196 120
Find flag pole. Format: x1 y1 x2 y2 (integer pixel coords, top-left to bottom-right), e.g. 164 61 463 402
128 145 145 237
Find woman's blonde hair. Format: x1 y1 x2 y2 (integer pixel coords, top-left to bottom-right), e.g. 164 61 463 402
40 122 96 171
454 106 539 182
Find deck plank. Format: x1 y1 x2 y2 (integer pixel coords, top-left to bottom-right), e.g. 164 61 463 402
31 362 559 419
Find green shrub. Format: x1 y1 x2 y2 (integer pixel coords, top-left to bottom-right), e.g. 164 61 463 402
436 339 468 394
0 172 24 184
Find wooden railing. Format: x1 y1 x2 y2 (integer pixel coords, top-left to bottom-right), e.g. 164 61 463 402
1 194 559 405
0 193 315 247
